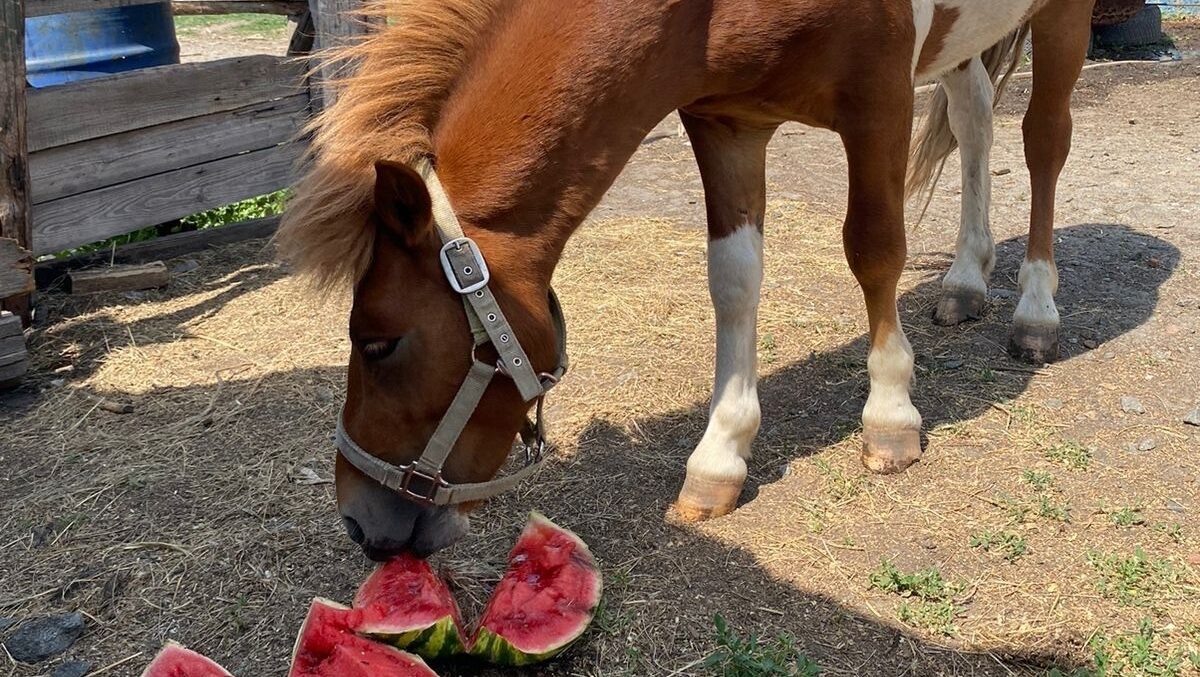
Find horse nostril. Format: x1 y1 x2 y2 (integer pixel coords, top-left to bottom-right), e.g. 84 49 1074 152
342 516 365 545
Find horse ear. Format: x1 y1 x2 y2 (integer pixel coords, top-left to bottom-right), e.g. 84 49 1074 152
373 160 433 247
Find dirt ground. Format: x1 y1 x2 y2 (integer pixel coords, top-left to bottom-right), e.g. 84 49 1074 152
3 18 1200 677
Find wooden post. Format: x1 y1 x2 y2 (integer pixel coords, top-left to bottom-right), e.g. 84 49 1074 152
0 0 33 324
310 0 376 107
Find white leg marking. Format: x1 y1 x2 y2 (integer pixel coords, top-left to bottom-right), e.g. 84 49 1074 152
942 56 995 300
863 326 923 434
1014 258 1060 329
911 0 936 77
686 226 763 483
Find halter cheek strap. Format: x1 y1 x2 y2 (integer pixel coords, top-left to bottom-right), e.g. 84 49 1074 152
332 157 569 507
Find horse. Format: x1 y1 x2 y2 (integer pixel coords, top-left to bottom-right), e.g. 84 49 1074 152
278 0 1098 559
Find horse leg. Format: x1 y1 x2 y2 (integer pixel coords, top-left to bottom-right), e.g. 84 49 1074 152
841 102 924 474
1010 1 1093 363
674 111 775 522
934 56 995 326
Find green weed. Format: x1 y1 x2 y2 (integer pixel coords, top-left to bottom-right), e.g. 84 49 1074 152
1110 507 1146 528
970 531 1028 563
1036 494 1071 523
1088 548 1185 606
1044 441 1092 471
1089 619 1197 676
1022 469 1055 491
702 615 821 676
869 561 962 635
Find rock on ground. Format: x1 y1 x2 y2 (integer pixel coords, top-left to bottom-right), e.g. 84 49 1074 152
2 613 85 663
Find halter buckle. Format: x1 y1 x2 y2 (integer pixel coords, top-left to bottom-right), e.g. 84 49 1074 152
439 237 490 294
399 466 449 505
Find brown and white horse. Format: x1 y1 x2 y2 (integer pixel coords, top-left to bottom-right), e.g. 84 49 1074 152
279 0 1097 558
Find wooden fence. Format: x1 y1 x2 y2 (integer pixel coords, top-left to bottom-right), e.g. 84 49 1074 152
0 0 367 320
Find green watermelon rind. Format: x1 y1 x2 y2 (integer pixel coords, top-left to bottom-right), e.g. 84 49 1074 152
466 511 604 666
357 615 467 660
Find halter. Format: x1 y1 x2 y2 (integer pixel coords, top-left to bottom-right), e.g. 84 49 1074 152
333 157 569 506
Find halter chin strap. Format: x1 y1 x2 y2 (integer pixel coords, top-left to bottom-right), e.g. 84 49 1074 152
333 157 569 507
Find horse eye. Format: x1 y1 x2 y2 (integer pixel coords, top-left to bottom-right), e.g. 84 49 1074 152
361 338 400 361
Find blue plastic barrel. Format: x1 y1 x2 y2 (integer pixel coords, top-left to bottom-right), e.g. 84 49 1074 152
25 3 180 88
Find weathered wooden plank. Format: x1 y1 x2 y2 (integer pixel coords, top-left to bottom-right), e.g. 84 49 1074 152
28 55 306 152
0 311 21 338
173 0 306 14
0 335 28 365
288 9 316 56
35 215 279 288
312 0 377 106
69 261 169 294
1 0 33 322
32 142 301 255
25 0 161 16
0 238 34 298
30 94 309 204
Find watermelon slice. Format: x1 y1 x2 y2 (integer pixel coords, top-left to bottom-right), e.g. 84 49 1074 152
467 512 603 666
139 642 233 677
353 554 468 659
289 598 438 677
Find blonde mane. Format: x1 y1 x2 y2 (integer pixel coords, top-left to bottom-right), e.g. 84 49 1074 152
276 0 502 290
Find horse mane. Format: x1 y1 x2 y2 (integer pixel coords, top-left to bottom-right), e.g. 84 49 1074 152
276 0 502 290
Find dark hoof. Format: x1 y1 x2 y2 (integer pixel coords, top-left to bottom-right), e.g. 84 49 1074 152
1008 324 1060 364
861 428 923 474
933 289 985 326
674 473 744 522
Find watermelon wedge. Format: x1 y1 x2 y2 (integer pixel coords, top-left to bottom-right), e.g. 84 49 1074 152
289 598 438 677
139 642 233 677
353 554 468 659
467 512 603 666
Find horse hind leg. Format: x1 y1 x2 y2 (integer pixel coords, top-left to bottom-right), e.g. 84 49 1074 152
674 111 775 522
934 56 996 326
1010 1 1092 364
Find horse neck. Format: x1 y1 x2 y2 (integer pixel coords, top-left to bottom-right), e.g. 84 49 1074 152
430 0 701 290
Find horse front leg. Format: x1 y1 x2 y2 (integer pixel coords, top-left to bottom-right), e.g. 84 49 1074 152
841 99 925 474
674 112 775 522
1010 0 1093 363
934 55 996 326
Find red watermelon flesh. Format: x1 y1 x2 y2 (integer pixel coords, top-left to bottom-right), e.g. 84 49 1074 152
468 512 603 666
353 554 467 659
139 642 233 677
289 598 437 677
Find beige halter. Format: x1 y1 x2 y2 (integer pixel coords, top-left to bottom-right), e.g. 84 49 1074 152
333 158 569 506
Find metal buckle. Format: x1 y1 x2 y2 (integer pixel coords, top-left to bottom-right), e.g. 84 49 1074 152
400 466 449 505
439 237 490 294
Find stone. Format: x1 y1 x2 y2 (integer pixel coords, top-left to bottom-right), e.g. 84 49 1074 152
51 661 91 677
1120 396 1145 414
1044 398 1065 411
1136 438 1157 452
2 613 85 663
1166 499 1186 514
0 617 14 632
170 259 201 275
941 358 964 370
1184 407 1200 427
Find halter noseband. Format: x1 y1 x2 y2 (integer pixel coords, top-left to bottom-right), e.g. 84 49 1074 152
332 157 569 507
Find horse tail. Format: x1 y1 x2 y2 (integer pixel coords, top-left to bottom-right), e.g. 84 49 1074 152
906 23 1032 224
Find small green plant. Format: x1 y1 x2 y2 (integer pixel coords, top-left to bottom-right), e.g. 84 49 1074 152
814 459 862 502
869 561 962 635
978 367 997 384
999 494 1032 525
759 333 777 365
702 615 821 676
970 530 1028 563
1154 522 1184 545
1044 441 1092 471
1088 619 1196 676
1036 494 1071 523
1022 469 1054 491
1088 548 1184 606
1110 507 1145 528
